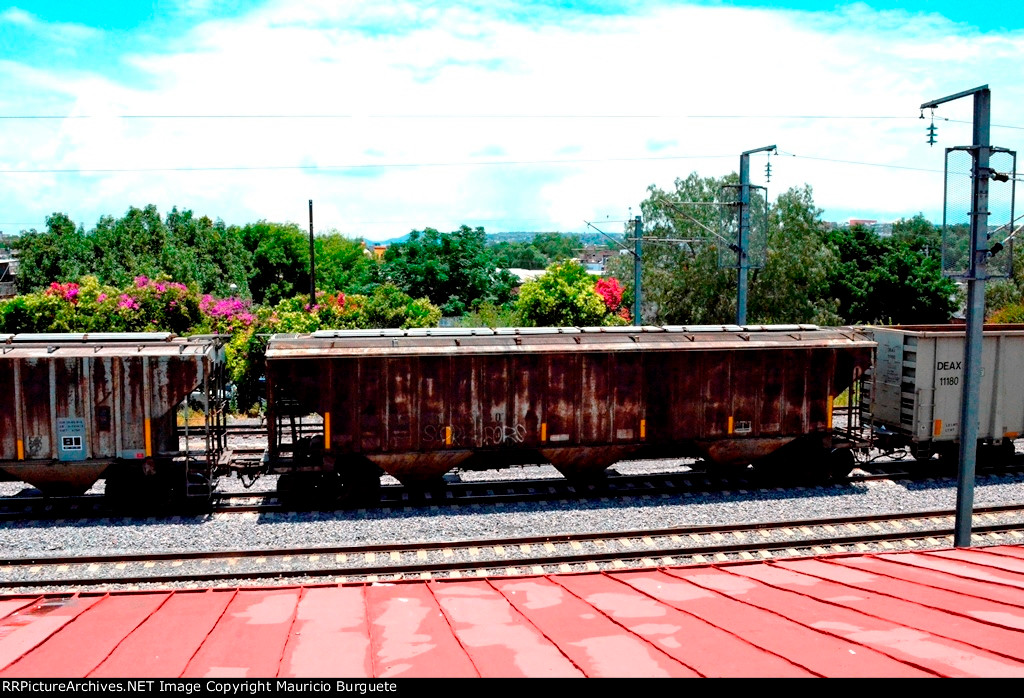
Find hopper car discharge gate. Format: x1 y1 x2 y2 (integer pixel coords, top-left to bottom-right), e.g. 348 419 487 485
262 324 874 502
0 333 229 507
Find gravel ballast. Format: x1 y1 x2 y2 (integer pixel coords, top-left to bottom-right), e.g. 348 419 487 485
1 464 1023 560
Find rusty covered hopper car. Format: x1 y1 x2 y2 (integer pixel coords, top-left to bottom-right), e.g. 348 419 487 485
0 333 226 500
264 325 874 492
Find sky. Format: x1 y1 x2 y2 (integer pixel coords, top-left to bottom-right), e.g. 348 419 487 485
0 0 1021 241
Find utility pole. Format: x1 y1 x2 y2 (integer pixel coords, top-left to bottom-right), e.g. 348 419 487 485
737 145 775 325
308 199 316 310
920 85 991 548
633 215 642 325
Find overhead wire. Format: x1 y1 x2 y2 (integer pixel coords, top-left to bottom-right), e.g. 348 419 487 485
0 153 735 175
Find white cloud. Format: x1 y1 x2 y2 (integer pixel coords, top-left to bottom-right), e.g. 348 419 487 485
0 7 101 43
0 2 1021 236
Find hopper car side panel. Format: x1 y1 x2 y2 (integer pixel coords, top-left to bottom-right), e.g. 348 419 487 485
21 359 52 459
0 358 15 458
91 358 115 459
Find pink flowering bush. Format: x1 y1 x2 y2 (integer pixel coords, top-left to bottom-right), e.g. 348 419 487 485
107 276 201 333
594 277 624 313
197 293 256 334
595 277 631 324
0 275 203 334
46 282 81 304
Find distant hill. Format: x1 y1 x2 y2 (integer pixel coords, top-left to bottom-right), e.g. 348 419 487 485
367 231 624 247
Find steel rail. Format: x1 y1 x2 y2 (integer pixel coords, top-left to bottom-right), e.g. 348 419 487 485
2 504 1022 591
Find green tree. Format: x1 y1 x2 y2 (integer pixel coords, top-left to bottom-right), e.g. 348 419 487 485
826 224 956 324
238 221 311 305
378 226 516 316
984 222 1024 316
315 233 375 294
92 205 176 287
489 240 549 270
515 259 608 327
165 207 250 297
13 213 96 292
607 173 735 324
530 232 580 263
892 213 942 250
747 186 841 325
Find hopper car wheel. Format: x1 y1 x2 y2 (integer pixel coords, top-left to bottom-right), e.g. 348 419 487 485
276 472 340 509
980 440 1016 468
933 441 1012 472
104 467 137 510
935 442 960 473
1000 439 1017 465
901 443 936 474
337 459 382 505
104 464 179 513
715 463 754 481
564 470 610 487
755 439 832 485
826 448 854 482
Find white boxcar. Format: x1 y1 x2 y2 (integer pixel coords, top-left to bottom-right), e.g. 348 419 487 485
868 324 1024 450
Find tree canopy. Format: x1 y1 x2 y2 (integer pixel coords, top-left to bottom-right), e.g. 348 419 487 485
378 225 516 316
515 259 616 327
825 222 956 324
6 194 974 332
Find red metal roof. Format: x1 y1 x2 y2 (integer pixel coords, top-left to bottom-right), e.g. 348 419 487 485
0 546 1023 678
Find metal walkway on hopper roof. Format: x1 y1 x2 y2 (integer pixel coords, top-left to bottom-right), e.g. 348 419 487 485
0 545 1022 678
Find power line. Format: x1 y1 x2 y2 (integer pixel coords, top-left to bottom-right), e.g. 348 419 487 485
0 153 734 175
0 113 918 120
3 112 1021 129
941 117 1024 131
775 151 945 174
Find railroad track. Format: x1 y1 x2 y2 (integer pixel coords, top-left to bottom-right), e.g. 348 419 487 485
2 504 1024 592
2 458 1022 521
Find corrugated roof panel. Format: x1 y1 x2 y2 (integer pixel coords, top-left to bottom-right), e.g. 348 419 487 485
0 546 1021 677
